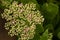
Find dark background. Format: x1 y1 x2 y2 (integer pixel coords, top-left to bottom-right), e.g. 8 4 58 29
0 9 16 40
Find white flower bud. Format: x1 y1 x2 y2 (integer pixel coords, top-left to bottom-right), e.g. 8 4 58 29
1 1 44 40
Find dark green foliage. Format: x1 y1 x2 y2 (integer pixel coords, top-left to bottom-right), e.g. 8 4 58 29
36 0 60 40
40 29 48 40
42 3 59 23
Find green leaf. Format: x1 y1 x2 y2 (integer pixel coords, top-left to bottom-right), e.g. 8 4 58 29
42 3 59 22
20 0 37 4
36 24 44 34
45 24 54 32
40 29 48 40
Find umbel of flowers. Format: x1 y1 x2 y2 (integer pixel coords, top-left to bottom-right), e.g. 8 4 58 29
1 1 44 40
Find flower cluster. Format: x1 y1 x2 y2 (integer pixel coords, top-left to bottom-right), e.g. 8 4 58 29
1 1 44 40
18 23 36 40
0 0 11 7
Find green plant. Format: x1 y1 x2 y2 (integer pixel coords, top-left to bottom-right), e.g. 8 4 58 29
1 1 44 40
0 0 60 40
